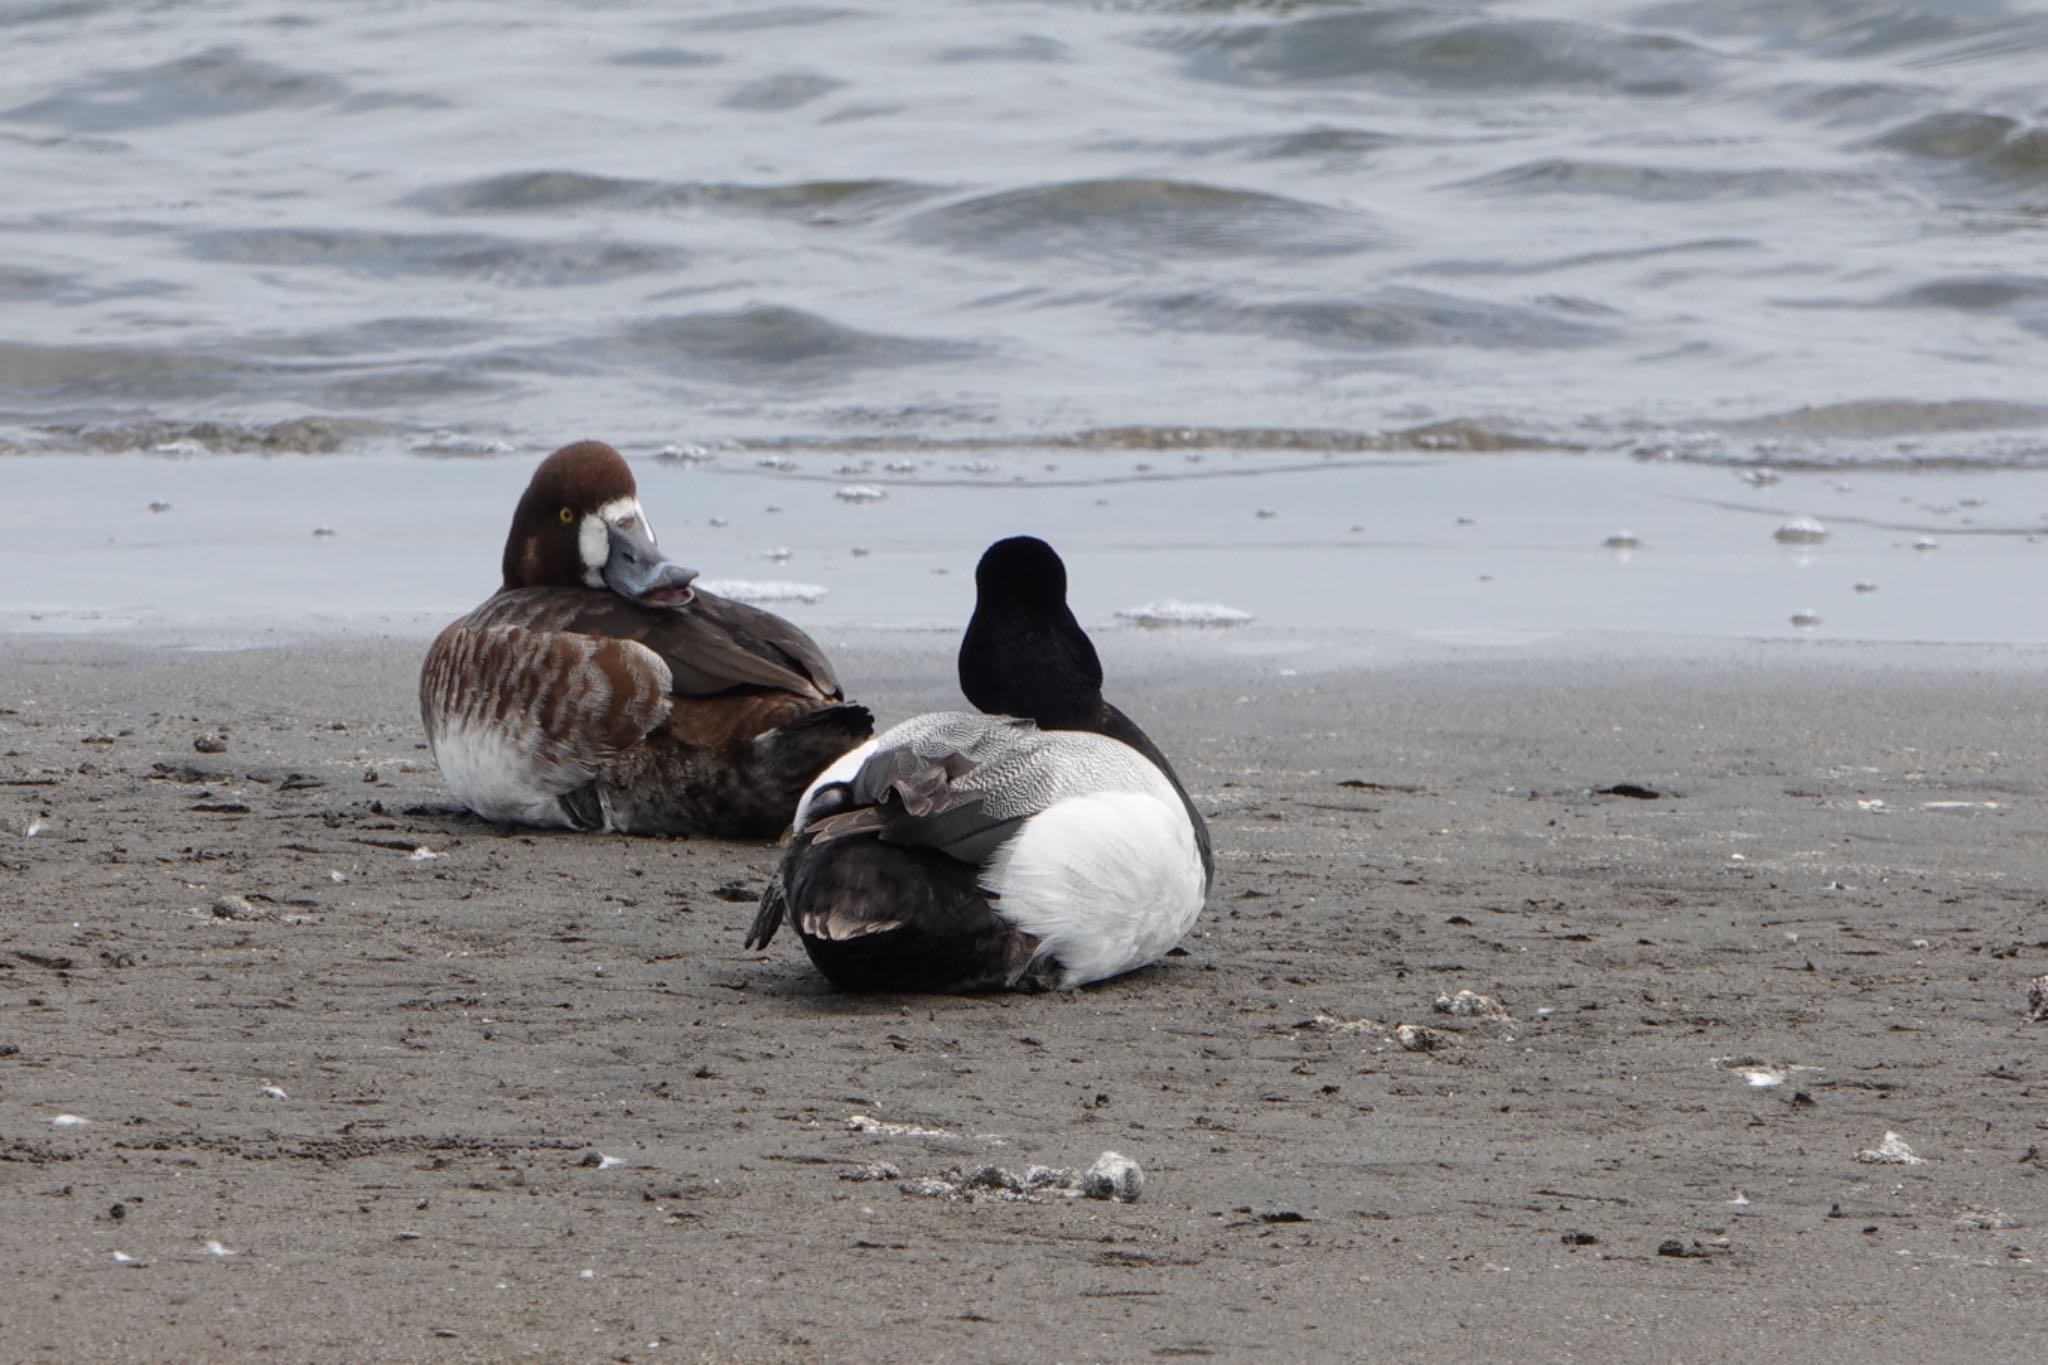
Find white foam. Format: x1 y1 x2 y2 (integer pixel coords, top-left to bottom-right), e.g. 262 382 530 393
847 1114 954 1139
1773 515 1828 545
1857 1130 1926 1165
1115 599 1252 628
697 578 828 604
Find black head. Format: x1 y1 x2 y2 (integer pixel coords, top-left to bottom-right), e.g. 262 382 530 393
958 536 1105 728
958 535 1214 887
501 441 697 605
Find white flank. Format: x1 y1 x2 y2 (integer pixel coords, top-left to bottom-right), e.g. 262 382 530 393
430 719 579 828
794 738 880 827
983 788 1204 988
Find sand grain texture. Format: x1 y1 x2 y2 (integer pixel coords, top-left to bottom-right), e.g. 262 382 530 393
1 635 2043 1361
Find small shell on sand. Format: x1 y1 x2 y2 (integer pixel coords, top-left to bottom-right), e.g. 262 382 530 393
1395 1024 1453 1052
893 1153 1141 1203
1433 989 1509 1020
1081 1152 1144 1203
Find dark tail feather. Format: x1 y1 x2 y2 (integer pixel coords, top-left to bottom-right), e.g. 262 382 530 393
781 701 873 739
558 782 604 832
755 703 874 797
745 875 787 951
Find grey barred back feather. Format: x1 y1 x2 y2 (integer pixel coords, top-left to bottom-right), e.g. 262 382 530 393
844 712 1178 829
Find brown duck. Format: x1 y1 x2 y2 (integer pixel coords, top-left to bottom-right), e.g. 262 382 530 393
419 440 872 836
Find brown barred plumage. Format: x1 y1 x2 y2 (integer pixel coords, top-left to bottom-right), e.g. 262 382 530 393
419 442 871 837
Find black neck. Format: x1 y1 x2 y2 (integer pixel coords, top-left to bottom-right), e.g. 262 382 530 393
958 605 1102 729
1098 702 1214 888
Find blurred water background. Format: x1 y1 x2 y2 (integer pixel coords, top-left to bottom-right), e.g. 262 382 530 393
3 0 2046 642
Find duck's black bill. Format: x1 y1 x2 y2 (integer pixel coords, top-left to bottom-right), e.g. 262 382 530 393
603 521 699 606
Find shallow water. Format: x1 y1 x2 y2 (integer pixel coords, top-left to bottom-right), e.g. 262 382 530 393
9 449 2043 645
3 1 2047 640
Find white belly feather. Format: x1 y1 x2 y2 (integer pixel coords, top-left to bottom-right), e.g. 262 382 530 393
982 789 1205 989
429 718 578 828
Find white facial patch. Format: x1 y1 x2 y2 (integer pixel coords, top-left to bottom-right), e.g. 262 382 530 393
577 513 607 586
602 496 651 539
578 497 651 587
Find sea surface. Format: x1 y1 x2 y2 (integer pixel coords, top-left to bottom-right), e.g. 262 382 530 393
3 0 2045 643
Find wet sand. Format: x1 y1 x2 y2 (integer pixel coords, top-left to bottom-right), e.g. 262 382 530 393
2 630 2044 1361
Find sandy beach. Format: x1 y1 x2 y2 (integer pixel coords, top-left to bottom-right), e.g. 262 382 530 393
1 628 2042 1361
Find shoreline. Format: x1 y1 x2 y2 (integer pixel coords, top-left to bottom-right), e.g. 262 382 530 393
10 449 2048 648
3 632 2044 1358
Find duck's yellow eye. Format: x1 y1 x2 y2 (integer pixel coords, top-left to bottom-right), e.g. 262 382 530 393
558 507 575 525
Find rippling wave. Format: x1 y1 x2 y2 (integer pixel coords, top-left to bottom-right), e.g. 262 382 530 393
0 0 2045 469
904 178 1385 261
408 172 941 223
1156 9 1722 96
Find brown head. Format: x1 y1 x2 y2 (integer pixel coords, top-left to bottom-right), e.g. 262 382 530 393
500 441 698 605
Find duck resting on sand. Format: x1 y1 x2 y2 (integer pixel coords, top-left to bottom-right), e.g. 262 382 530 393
748 535 1212 991
420 440 872 836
